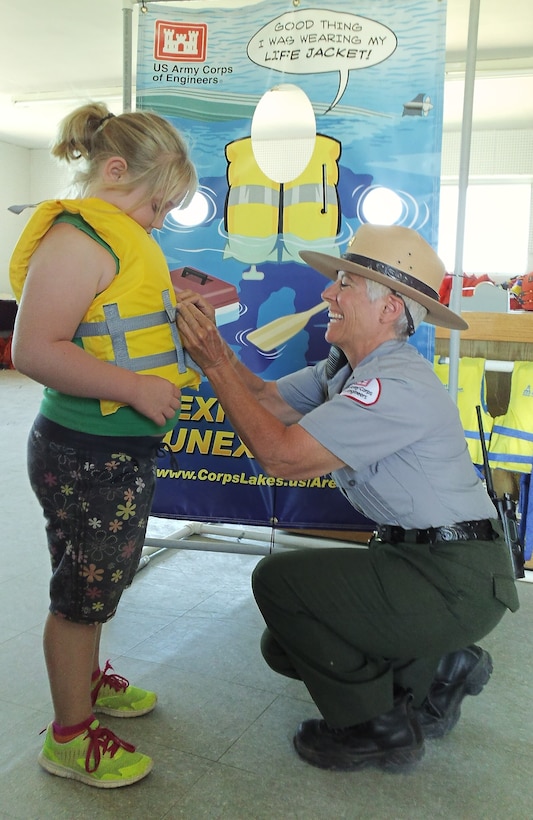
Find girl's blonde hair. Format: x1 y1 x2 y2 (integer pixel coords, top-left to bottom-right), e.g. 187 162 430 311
52 102 197 220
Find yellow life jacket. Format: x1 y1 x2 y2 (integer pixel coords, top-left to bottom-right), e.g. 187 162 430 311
433 356 493 466
488 361 533 473
10 198 201 416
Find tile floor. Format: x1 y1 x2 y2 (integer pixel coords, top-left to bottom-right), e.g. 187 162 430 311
1 369 532 819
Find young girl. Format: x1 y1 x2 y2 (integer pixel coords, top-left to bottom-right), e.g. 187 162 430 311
10 102 200 788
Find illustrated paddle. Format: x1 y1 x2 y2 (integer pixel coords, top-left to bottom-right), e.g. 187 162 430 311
247 301 328 352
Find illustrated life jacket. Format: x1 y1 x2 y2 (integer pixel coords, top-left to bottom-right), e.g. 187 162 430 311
9 198 201 416
281 134 341 241
224 134 341 243
225 137 280 241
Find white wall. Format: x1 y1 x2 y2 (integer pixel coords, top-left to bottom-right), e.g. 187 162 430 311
30 150 72 204
0 144 71 296
1 127 532 296
0 142 31 296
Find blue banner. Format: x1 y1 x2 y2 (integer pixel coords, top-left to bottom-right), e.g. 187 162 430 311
137 0 446 529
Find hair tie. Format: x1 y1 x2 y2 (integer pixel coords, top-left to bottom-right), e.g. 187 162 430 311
95 113 115 132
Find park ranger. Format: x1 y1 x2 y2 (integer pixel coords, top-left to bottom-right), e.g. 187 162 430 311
176 223 519 773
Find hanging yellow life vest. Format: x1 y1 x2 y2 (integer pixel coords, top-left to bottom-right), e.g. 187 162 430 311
433 356 493 466
488 360 533 473
9 198 201 416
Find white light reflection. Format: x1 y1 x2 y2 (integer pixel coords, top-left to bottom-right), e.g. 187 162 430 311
166 189 215 229
360 186 404 225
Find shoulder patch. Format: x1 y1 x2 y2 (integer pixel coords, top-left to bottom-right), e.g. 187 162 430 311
341 378 381 406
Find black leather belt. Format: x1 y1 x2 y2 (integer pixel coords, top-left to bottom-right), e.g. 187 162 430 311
374 519 497 545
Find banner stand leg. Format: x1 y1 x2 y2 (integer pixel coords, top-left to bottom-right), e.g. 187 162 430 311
122 0 134 112
139 521 369 569
447 0 480 400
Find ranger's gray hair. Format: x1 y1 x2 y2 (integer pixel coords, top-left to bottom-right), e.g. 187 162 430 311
365 278 427 339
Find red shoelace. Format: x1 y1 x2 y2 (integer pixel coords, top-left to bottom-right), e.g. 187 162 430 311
83 723 136 773
91 659 129 705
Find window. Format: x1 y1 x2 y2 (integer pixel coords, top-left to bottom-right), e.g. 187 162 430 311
438 181 531 278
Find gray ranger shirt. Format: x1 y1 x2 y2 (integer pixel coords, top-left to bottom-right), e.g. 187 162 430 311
276 339 496 529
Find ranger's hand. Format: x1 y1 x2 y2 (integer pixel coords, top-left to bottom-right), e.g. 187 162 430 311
177 300 229 372
175 289 216 324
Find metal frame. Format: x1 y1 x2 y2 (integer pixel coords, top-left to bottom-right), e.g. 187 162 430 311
122 0 477 559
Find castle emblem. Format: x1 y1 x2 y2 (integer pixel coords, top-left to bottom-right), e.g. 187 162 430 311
154 20 208 62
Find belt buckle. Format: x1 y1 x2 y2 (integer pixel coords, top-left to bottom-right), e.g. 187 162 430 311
436 526 459 542
435 524 470 542
375 525 393 543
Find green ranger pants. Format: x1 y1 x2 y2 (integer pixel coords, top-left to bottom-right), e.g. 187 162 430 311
251 527 519 729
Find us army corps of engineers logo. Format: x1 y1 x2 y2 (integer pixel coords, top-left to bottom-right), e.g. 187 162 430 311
341 379 381 406
154 20 208 62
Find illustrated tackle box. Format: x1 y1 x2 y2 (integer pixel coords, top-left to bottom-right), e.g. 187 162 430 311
170 266 240 326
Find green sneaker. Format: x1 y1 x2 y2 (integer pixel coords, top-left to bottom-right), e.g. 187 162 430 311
92 660 157 718
38 720 153 788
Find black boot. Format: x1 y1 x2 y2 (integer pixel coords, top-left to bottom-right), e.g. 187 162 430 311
293 693 424 772
416 645 493 739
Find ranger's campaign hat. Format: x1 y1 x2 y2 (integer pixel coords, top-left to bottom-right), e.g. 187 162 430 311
300 223 468 331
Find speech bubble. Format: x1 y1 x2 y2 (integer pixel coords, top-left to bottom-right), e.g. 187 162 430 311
247 9 397 111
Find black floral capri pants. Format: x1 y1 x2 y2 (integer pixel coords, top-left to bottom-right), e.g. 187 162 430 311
28 414 161 624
